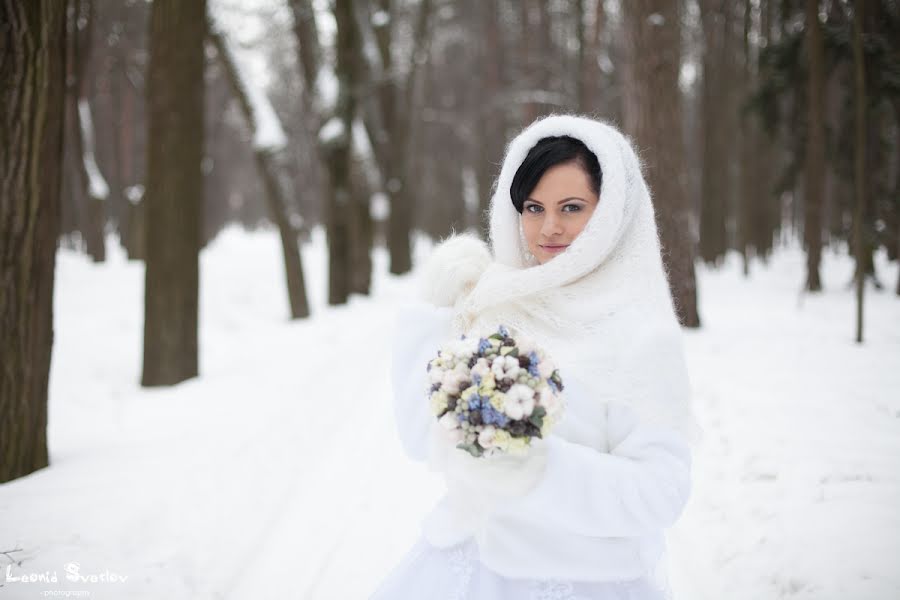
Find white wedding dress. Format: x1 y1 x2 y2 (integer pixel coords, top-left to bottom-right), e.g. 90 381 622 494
368 302 692 600
369 535 670 600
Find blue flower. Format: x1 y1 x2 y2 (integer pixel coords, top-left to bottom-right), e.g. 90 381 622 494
498 325 509 337
478 338 491 354
481 405 509 427
468 395 483 410
525 352 540 376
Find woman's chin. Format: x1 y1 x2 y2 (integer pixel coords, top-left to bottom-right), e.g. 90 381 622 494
537 247 569 263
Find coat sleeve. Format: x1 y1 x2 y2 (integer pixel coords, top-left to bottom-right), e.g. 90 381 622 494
389 301 455 462
491 323 694 538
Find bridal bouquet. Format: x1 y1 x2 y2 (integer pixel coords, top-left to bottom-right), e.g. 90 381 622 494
426 325 565 458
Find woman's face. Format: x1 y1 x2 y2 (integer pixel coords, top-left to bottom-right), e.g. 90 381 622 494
520 161 599 264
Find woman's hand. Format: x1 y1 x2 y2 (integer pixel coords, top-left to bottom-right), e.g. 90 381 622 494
429 425 549 521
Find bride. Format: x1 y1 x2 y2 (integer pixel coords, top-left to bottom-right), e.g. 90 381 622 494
371 114 703 600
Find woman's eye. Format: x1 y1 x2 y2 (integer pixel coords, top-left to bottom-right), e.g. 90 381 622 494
563 204 581 212
525 204 543 214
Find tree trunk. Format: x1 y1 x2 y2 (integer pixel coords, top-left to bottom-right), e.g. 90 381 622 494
575 0 586 112
580 0 605 114
0 0 68 483
737 0 757 276
141 0 205 386
349 157 374 295
64 0 107 262
360 0 431 276
852 0 865 342
752 0 781 262
293 0 379 289
621 0 701 328
325 0 359 305
476 0 506 239
893 100 900 296
208 25 310 319
804 0 824 291
77 0 106 262
698 0 731 264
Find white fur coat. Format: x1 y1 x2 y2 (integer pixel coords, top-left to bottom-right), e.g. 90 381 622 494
391 114 703 587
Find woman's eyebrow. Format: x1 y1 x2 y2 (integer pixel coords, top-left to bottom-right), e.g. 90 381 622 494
526 197 586 205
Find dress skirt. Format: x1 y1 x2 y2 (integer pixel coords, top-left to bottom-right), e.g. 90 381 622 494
369 535 670 600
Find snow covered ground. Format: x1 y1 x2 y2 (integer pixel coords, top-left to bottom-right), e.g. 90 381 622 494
0 226 898 600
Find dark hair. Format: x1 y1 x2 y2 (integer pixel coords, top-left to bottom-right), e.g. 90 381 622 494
510 135 603 214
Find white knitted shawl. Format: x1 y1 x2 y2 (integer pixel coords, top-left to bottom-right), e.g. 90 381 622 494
419 114 703 446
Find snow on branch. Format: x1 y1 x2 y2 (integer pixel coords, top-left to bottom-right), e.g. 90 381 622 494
318 116 346 145
77 99 109 201
208 12 287 153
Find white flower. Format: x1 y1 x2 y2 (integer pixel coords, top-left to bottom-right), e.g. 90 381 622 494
539 386 563 417
428 365 446 385
502 384 536 419
477 425 498 448
471 357 491 379
445 428 466 444
444 336 479 359
440 371 462 395
516 335 537 357
491 355 521 381
537 359 555 379
439 412 460 430
440 362 471 395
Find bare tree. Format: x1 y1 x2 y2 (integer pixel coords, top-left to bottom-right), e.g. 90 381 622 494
698 0 734 264
621 0 701 328
852 0 866 342
290 0 373 301
208 19 310 319
321 0 361 305
0 0 68 482
476 0 508 237
353 0 434 274
804 0 825 291
736 0 758 276
141 0 206 386
63 0 108 262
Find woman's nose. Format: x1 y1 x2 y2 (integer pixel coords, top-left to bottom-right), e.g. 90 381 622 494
541 214 563 237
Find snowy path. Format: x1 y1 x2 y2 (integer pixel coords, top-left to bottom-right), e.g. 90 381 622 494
667 250 900 600
0 229 898 599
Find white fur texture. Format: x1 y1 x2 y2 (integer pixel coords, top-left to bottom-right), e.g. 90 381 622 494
422 114 701 445
418 231 491 308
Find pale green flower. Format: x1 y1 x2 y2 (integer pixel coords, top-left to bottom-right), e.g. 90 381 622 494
492 429 512 451
430 391 449 415
489 391 506 412
507 437 530 454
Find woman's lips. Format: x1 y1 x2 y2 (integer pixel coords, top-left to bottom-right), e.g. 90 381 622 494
540 244 569 254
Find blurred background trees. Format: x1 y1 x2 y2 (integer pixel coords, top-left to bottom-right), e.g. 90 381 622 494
46 0 895 319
